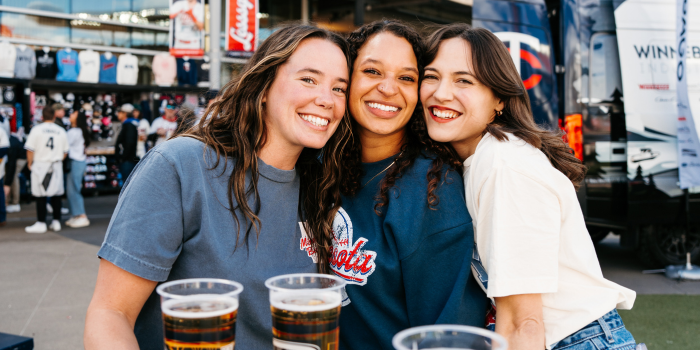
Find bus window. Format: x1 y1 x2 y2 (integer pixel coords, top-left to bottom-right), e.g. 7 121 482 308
589 33 623 104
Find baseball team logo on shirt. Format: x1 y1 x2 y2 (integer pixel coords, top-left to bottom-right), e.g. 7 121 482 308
329 207 377 286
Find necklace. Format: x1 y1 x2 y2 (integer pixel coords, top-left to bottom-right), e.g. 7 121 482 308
361 151 404 189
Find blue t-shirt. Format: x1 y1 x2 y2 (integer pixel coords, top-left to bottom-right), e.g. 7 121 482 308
333 153 488 350
56 49 80 82
98 137 318 350
99 54 118 84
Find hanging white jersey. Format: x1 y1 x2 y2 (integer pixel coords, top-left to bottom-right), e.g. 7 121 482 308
117 53 139 85
24 122 69 163
0 41 17 78
77 50 100 83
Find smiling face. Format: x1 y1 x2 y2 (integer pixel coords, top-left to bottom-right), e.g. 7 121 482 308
349 32 419 141
263 37 349 151
420 37 503 159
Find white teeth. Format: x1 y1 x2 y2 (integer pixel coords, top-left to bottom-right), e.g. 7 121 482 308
368 102 399 112
300 114 329 127
432 108 459 119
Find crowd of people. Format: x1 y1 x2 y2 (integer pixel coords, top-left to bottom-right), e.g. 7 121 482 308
0 96 199 230
81 21 644 350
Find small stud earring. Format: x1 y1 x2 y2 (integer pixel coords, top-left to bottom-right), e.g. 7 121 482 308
495 110 503 117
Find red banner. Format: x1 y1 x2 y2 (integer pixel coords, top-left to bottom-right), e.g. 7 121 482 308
225 0 258 58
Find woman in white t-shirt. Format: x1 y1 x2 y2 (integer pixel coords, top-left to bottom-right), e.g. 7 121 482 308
65 109 91 228
420 24 642 350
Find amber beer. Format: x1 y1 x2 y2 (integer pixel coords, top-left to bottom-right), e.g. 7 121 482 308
162 296 238 350
271 291 341 350
266 274 346 350
157 279 244 350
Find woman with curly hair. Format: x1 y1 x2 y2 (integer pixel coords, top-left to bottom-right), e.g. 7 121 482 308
421 24 639 350
324 20 487 350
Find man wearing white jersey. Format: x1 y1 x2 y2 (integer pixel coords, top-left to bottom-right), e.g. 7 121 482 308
149 100 179 146
170 0 204 50
24 106 69 234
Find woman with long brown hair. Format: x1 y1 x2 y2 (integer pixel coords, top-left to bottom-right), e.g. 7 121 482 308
84 25 351 350
421 24 640 350
324 20 487 350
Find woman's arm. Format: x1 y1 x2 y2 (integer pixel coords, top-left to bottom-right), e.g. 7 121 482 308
494 294 545 350
84 259 157 350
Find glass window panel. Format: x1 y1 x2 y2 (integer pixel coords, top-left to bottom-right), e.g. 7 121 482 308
71 22 130 47
71 0 130 14
132 29 167 50
132 0 169 12
0 12 70 42
0 0 70 13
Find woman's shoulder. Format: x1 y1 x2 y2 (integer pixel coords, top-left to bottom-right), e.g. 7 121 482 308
473 132 548 171
149 136 213 166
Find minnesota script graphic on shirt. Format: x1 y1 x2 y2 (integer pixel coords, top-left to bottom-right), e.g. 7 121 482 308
328 207 377 286
299 207 377 286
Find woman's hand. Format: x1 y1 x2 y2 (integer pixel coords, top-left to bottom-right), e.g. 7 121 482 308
494 293 545 350
84 259 157 350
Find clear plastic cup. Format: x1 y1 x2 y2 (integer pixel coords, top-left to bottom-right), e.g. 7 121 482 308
156 278 244 350
393 325 508 350
265 273 346 350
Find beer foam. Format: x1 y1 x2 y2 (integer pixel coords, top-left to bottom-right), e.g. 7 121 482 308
162 295 239 319
270 290 342 312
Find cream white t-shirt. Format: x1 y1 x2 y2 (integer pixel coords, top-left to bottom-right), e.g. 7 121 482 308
463 132 635 348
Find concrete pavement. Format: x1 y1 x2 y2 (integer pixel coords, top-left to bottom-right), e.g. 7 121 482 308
1 194 699 350
0 195 114 350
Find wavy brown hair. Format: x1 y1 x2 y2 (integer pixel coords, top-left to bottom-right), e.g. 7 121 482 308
184 25 352 273
340 20 462 215
424 24 586 189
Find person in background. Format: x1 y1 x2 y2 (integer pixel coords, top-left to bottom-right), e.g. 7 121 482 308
148 100 178 146
65 109 91 228
0 126 9 226
115 104 139 182
134 105 150 159
3 132 27 213
52 103 67 130
49 102 70 216
25 106 69 234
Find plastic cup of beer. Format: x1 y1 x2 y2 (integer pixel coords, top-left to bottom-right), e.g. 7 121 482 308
156 278 243 350
393 325 508 350
265 273 346 350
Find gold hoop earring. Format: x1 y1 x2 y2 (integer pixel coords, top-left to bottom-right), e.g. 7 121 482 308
495 110 503 117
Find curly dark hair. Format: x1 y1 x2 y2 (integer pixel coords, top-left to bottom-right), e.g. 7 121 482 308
340 20 462 214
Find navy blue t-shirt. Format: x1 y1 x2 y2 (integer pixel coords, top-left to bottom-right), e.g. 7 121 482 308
176 58 198 86
331 153 488 350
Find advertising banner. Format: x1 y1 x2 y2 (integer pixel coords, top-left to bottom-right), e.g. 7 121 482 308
169 0 205 57
226 0 258 58
676 0 700 188
615 0 700 196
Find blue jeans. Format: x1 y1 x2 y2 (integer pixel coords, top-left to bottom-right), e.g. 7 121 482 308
66 159 87 216
550 310 637 350
119 161 136 184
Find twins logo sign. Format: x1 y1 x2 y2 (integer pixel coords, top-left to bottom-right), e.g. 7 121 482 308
494 32 543 90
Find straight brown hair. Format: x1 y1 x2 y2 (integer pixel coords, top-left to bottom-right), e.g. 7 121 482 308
424 24 586 189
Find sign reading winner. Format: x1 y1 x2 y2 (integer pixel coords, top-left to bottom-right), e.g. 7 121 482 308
226 0 259 58
169 0 205 57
